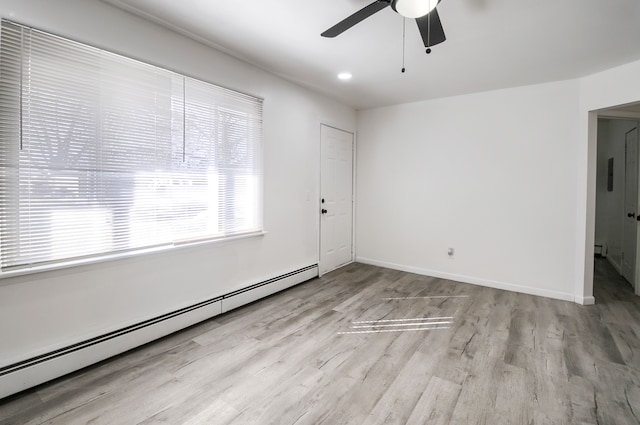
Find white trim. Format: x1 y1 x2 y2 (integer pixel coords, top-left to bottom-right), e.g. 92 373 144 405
356 257 577 303
317 123 323 272
0 231 267 282
635 123 640 296
575 295 596 305
607 255 623 274
351 130 357 264
0 300 222 400
221 266 318 313
598 110 640 120
577 111 598 305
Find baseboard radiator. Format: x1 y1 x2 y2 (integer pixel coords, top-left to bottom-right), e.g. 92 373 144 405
0 264 318 400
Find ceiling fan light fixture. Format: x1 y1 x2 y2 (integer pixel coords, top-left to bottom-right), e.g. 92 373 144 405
391 0 438 18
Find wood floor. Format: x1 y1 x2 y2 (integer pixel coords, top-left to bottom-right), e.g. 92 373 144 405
1 259 640 424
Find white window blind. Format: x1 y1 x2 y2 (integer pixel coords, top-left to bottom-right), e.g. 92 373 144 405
0 21 263 272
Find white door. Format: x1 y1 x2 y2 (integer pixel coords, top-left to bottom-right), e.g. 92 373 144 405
622 127 638 286
320 125 354 275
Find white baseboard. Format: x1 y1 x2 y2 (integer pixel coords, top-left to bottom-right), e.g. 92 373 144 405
222 266 318 313
575 295 596 305
0 300 222 400
607 256 623 275
0 265 318 400
356 257 576 303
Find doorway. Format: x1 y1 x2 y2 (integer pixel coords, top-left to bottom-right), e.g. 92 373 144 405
319 124 354 275
595 114 640 295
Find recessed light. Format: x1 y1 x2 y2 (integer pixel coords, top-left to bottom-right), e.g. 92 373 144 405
338 72 352 81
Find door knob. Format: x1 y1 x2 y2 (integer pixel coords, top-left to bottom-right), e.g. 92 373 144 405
628 212 636 218
321 209 327 214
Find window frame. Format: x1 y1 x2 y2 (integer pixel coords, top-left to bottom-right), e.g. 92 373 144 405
0 20 265 278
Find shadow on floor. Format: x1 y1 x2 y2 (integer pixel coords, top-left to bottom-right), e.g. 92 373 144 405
593 256 639 304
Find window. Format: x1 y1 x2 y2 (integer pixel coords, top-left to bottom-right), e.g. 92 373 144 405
0 21 263 272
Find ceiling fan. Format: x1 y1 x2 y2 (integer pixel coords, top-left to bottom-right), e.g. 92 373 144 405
321 0 446 51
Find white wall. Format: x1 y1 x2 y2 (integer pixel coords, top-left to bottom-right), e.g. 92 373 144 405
356 80 581 301
595 118 637 271
356 56 640 305
0 0 355 368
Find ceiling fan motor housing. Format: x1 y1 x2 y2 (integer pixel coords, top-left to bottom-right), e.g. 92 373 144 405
391 0 439 19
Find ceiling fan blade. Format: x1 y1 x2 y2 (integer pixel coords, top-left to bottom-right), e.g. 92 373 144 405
321 1 390 38
416 8 446 47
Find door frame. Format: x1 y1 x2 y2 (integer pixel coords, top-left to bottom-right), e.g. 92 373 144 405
632 126 640 296
593 114 640 297
622 126 639 290
318 123 356 276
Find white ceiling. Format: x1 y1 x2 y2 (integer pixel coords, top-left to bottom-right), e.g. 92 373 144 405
104 0 640 110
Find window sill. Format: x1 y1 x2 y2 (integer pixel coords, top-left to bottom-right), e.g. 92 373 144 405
0 230 267 282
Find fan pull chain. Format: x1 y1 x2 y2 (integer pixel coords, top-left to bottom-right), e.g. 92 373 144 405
401 18 406 73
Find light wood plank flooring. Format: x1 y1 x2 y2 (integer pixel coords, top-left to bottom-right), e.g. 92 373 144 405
1 258 640 424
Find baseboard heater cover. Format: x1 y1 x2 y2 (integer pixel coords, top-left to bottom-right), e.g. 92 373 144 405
0 264 318 400
221 264 318 313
